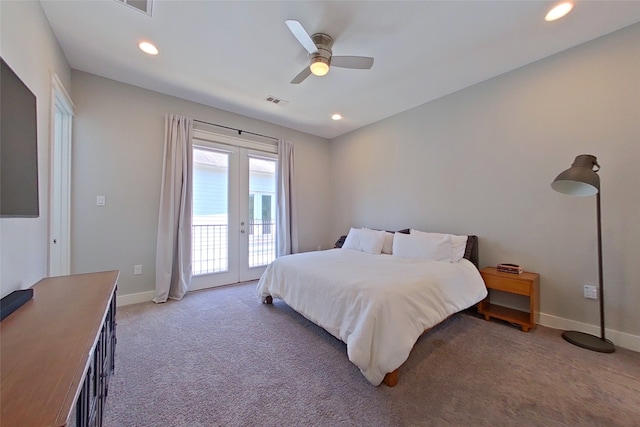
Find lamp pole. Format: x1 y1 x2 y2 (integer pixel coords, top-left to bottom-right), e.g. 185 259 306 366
596 191 605 340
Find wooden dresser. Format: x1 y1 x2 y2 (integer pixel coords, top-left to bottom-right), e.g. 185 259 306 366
1 271 119 427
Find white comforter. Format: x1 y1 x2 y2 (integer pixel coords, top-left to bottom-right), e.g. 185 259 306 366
256 248 487 385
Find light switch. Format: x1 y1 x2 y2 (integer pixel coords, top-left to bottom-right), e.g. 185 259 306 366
96 196 106 206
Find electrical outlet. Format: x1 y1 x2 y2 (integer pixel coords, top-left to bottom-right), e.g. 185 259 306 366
583 285 597 299
134 265 142 275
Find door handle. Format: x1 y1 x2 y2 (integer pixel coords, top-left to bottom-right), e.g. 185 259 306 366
241 221 245 225
241 230 245 234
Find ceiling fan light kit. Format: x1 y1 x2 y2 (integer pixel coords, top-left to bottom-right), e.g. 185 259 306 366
310 58 330 76
285 19 374 84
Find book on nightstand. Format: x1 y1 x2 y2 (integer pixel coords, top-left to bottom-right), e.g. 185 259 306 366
497 263 523 274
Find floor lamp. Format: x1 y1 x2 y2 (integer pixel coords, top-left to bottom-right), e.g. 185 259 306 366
551 154 615 353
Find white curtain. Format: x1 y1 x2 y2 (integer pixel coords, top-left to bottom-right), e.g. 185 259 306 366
276 139 298 257
154 114 193 303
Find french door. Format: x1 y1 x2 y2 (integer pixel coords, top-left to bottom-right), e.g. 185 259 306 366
190 140 277 291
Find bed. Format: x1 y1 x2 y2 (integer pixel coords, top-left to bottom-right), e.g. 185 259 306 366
256 229 487 386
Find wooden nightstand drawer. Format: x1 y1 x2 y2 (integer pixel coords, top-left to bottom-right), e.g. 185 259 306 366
481 274 531 296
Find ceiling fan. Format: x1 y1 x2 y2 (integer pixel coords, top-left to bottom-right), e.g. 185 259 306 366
285 19 374 84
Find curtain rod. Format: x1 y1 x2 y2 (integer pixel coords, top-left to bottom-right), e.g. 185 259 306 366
193 119 279 141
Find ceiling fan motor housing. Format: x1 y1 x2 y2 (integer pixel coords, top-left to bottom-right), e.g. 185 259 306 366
310 33 334 66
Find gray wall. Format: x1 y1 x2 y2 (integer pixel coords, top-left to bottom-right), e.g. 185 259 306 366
70 71 332 297
0 1 71 297
330 24 640 339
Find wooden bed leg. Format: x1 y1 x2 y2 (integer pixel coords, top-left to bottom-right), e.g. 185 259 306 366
263 296 273 304
383 369 399 387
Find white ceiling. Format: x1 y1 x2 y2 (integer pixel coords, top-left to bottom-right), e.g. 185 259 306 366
40 1 640 139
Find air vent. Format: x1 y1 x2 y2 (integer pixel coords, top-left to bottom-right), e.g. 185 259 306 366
114 0 153 16
266 95 289 106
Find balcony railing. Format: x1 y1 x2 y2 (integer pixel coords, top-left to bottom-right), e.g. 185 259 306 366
192 224 228 275
192 220 275 276
247 220 275 268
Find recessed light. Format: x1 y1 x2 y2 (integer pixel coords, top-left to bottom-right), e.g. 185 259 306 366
138 41 158 55
545 2 573 22
331 114 342 120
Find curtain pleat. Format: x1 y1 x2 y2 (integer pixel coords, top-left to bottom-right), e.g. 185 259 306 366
154 114 193 303
276 139 298 257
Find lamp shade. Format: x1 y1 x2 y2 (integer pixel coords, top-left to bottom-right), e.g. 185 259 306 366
551 154 600 196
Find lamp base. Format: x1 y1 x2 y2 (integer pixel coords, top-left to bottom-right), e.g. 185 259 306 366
562 330 615 353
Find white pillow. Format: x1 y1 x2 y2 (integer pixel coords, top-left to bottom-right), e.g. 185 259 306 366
450 235 468 262
363 228 395 254
342 228 386 254
410 229 468 263
382 232 394 255
392 232 451 261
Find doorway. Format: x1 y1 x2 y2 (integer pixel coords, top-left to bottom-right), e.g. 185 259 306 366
49 75 74 277
190 140 277 290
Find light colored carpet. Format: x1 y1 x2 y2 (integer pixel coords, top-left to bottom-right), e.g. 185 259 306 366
104 282 640 426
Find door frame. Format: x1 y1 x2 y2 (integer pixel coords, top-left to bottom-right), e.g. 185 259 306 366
48 74 74 277
190 130 277 291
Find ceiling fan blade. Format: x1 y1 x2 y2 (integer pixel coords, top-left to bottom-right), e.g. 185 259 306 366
285 19 318 55
331 56 374 70
291 67 312 84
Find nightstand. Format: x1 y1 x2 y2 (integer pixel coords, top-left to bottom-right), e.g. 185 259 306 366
478 267 540 332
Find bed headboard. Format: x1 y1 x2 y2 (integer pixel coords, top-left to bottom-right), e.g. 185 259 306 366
465 235 479 269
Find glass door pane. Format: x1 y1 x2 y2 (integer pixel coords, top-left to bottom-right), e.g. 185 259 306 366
247 156 276 268
192 147 230 275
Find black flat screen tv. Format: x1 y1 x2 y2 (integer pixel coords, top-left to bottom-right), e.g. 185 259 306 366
1 57 39 218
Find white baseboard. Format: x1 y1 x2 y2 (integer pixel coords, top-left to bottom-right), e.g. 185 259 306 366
116 290 155 307
539 312 640 353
